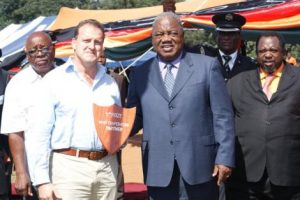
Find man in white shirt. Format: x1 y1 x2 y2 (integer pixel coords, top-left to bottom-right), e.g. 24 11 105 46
1 31 55 199
29 19 121 200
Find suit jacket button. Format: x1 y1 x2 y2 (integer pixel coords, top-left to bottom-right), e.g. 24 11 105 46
266 121 271 125
170 141 174 145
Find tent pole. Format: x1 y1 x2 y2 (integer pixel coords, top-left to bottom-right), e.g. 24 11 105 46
119 46 154 81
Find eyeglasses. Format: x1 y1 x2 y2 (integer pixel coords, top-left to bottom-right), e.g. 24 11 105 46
27 46 52 57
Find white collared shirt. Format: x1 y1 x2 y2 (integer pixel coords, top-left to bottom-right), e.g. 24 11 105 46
1 65 52 183
1 66 44 134
158 53 182 80
29 58 121 185
219 50 238 70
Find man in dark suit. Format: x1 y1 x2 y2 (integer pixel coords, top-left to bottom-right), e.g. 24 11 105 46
227 32 300 199
127 12 235 200
212 13 256 81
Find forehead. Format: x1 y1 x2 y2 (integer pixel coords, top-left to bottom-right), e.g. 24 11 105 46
258 36 280 48
26 34 51 48
153 17 181 31
77 24 104 39
217 31 239 36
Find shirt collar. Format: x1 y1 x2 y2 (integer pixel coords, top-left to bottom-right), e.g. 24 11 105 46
27 63 55 82
219 50 238 63
158 51 182 70
260 63 285 80
64 57 106 83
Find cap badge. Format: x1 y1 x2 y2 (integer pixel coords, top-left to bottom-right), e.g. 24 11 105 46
225 14 233 21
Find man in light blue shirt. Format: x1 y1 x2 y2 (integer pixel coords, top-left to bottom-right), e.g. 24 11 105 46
28 19 121 200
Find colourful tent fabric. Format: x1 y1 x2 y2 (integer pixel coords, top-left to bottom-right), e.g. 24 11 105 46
0 16 56 61
48 0 244 31
51 0 300 60
1 0 300 65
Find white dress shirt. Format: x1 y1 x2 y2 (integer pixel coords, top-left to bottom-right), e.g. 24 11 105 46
29 58 121 186
1 66 48 183
219 50 238 70
158 53 181 80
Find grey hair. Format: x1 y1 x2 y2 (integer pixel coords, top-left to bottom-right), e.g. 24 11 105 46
152 12 183 34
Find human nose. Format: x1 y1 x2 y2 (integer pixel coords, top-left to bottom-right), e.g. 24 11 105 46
264 51 273 58
88 41 96 49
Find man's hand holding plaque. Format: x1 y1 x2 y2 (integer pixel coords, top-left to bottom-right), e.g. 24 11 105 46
93 104 136 154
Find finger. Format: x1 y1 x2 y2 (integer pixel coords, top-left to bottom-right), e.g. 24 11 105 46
212 165 218 177
217 173 223 186
27 184 33 196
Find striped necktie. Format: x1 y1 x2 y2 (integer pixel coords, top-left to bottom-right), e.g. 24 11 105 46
164 63 175 97
223 55 232 75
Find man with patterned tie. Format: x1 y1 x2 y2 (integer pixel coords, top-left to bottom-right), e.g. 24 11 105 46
212 12 256 81
227 32 300 199
127 12 235 200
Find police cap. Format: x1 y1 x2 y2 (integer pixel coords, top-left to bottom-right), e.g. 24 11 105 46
212 13 246 32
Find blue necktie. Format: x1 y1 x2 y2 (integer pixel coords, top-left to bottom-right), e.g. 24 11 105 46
164 63 175 97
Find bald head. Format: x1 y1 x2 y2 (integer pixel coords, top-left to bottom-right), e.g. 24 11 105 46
25 31 55 76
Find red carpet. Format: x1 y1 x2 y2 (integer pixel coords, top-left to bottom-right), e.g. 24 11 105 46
124 182 148 200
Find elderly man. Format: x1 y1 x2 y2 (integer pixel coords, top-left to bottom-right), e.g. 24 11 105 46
1 31 55 200
29 19 121 200
127 12 235 200
227 32 300 199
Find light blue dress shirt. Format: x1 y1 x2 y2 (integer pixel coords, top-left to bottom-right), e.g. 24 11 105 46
29 58 121 185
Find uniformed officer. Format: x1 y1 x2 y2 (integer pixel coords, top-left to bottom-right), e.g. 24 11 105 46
211 13 257 200
212 12 256 81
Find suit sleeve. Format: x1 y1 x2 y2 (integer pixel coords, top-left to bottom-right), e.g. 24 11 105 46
126 69 143 135
209 59 235 167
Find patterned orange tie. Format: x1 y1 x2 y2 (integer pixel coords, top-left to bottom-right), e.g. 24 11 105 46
262 74 276 100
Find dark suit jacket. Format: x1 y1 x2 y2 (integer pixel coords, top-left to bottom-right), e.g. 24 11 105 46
216 53 256 80
227 64 300 186
127 52 235 187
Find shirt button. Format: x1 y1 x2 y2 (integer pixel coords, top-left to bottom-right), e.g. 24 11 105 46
266 121 271 125
169 106 174 110
171 123 175 127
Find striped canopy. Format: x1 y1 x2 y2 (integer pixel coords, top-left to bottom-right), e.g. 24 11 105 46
0 0 299 65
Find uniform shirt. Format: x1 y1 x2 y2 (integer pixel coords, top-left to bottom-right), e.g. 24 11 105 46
260 63 284 95
219 50 238 70
1 66 48 183
29 58 121 186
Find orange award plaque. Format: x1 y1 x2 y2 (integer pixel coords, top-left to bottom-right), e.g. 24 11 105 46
93 104 136 154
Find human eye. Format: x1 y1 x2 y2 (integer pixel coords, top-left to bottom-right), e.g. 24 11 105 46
41 47 50 53
258 49 267 54
270 49 279 54
28 48 37 56
154 32 164 38
170 31 179 37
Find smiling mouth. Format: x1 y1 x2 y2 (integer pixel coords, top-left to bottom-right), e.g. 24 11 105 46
161 45 173 52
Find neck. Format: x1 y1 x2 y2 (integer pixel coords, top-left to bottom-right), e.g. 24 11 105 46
73 57 98 86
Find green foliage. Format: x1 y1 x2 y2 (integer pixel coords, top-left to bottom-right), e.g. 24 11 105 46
184 29 216 48
0 0 91 29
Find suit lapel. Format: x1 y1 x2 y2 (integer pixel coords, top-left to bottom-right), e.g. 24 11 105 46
170 52 193 101
273 64 296 97
149 59 169 101
245 68 262 93
217 53 227 78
